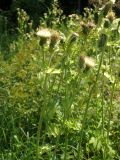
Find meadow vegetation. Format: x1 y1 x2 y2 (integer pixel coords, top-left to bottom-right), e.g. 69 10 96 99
0 1 120 159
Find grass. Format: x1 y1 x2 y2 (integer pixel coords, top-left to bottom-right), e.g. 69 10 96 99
0 5 120 160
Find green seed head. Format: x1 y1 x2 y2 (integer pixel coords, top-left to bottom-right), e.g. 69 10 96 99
98 34 108 48
102 1 113 16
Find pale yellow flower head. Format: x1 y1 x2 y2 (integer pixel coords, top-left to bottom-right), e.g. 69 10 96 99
79 55 96 69
36 28 52 38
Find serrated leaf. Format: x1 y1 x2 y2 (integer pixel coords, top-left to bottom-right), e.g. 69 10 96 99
104 72 115 83
45 68 61 74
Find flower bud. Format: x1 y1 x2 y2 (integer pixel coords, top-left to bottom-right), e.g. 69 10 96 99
104 19 111 28
98 34 107 48
102 1 113 16
69 32 79 44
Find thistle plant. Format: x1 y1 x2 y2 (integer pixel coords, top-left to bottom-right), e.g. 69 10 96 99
0 2 120 160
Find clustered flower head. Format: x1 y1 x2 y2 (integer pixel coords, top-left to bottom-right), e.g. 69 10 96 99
50 31 61 48
36 28 52 46
87 21 96 29
106 11 116 22
80 21 96 35
104 10 116 28
68 14 80 21
79 55 96 70
36 28 52 38
36 28 60 47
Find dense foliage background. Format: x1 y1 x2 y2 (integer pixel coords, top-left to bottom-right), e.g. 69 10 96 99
0 0 120 28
